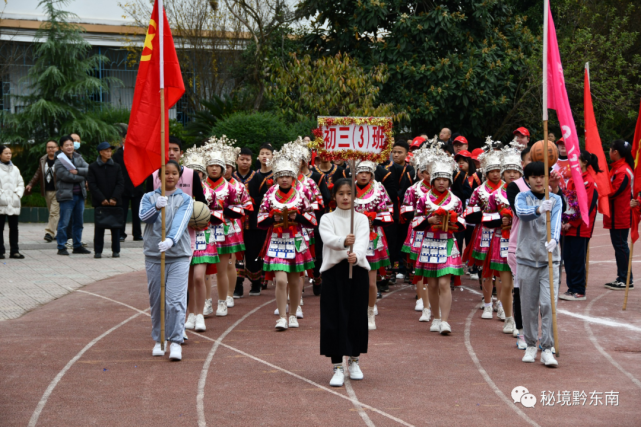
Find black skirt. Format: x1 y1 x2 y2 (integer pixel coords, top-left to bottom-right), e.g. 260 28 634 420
320 260 369 357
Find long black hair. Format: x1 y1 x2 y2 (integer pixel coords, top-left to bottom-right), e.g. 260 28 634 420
165 160 183 176
579 150 603 174
332 178 352 199
611 139 634 169
456 155 476 175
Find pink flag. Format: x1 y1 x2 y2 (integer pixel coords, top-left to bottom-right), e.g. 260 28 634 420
543 0 589 225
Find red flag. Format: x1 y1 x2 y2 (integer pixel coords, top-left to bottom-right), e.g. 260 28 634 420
631 99 641 242
583 64 611 218
125 0 185 187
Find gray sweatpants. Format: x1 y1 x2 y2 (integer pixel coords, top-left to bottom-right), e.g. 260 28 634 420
145 259 190 344
518 263 559 351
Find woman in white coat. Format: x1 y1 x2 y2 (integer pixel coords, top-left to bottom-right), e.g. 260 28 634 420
0 145 25 259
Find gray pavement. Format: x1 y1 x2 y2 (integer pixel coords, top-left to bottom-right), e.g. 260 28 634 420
0 222 145 320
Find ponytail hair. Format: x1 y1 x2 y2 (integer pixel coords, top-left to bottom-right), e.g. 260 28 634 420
331 178 352 199
579 150 602 174
611 139 634 169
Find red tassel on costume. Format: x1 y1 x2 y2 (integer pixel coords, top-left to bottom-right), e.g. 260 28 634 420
462 225 479 263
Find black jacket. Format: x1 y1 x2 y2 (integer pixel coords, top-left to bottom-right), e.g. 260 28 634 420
87 157 125 207
112 146 144 197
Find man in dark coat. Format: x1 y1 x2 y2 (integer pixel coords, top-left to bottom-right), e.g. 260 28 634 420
112 124 144 242
87 142 125 258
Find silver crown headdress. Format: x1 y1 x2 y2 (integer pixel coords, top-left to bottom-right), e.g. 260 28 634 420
203 135 236 169
478 136 502 174
270 143 303 179
429 148 459 182
500 146 523 175
223 144 241 168
355 160 377 175
182 146 206 175
410 146 437 173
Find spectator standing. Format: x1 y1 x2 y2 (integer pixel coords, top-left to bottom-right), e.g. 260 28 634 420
112 124 144 242
55 135 91 255
87 142 125 259
0 145 25 259
26 140 60 242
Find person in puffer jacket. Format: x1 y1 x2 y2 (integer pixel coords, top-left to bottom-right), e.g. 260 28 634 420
0 145 25 259
139 160 194 362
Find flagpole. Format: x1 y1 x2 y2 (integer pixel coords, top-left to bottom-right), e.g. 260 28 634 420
543 0 560 356
349 159 355 279
159 0 167 352
584 62 590 290
623 237 634 310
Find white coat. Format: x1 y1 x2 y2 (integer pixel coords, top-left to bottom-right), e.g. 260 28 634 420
0 162 25 216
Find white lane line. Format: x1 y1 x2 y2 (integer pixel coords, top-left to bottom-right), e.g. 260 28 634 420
557 309 641 332
464 308 540 427
344 374 376 427
584 292 641 390
196 298 276 427
461 286 482 296
28 303 148 427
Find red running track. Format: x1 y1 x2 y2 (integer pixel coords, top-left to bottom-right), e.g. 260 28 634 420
1 230 641 426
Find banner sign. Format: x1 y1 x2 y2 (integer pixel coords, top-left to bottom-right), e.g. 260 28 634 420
311 117 394 163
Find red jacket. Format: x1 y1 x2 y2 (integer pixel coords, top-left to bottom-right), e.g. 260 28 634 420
564 171 598 238
604 159 633 230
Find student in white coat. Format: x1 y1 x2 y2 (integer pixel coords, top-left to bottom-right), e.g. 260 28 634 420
0 145 25 259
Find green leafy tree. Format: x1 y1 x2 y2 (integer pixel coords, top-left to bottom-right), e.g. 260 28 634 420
209 111 296 153
266 52 405 124
297 0 536 139
1 0 121 146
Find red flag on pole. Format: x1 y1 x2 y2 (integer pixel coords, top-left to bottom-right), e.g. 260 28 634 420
125 0 185 187
630 99 641 242
583 63 611 218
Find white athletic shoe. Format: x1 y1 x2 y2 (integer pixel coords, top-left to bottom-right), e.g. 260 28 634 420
492 297 499 312
203 299 214 316
274 305 289 316
169 342 182 361
497 303 506 320
373 304 378 316
516 335 527 350
226 296 234 308
439 321 452 335
503 317 515 334
367 307 376 330
415 298 424 311
541 349 558 367
522 346 537 363
183 330 188 340
481 306 493 319
296 306 303 319
152 342 165 357
195 314 206 332
469 273 479 280
348 359 364 380
396 273 405 280
430 319 441 332
185 313 196 330
275 317 288 330
288 315 299 328
300 297 304 307
216 300 228 317
513 326 519 338
330 366 345 387
419 308 431 322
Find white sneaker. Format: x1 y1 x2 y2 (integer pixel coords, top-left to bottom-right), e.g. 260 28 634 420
274 305 289 316
226 296 234 308
419 308 431 322
503 317 515 334
512 327 519 338
195 314 206 332
296 306 303 319
275 317 288 330
541 349 558 367
185 313 196 330
216 300 228 316
367 307 376 330
497 303 506 320
169 342 182 361
288 315 299 328
492 297 498 312
152 342 165 356
348 359 363 380
522 346 537 363
430 319 441 332
470 273 479 280
439 321 452 335
300 297 304 306
203 299 214 316
373 304 378 316
396 273 405 279
183 330 188 340
65 239 73 248
481 306 493 319
415 298 424 311
516 335 527 350
330 366 345 387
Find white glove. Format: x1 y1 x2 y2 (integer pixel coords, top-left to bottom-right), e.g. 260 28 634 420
155 196 168 209
539 199 554 213
158 238 174 252
545 239 557 253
